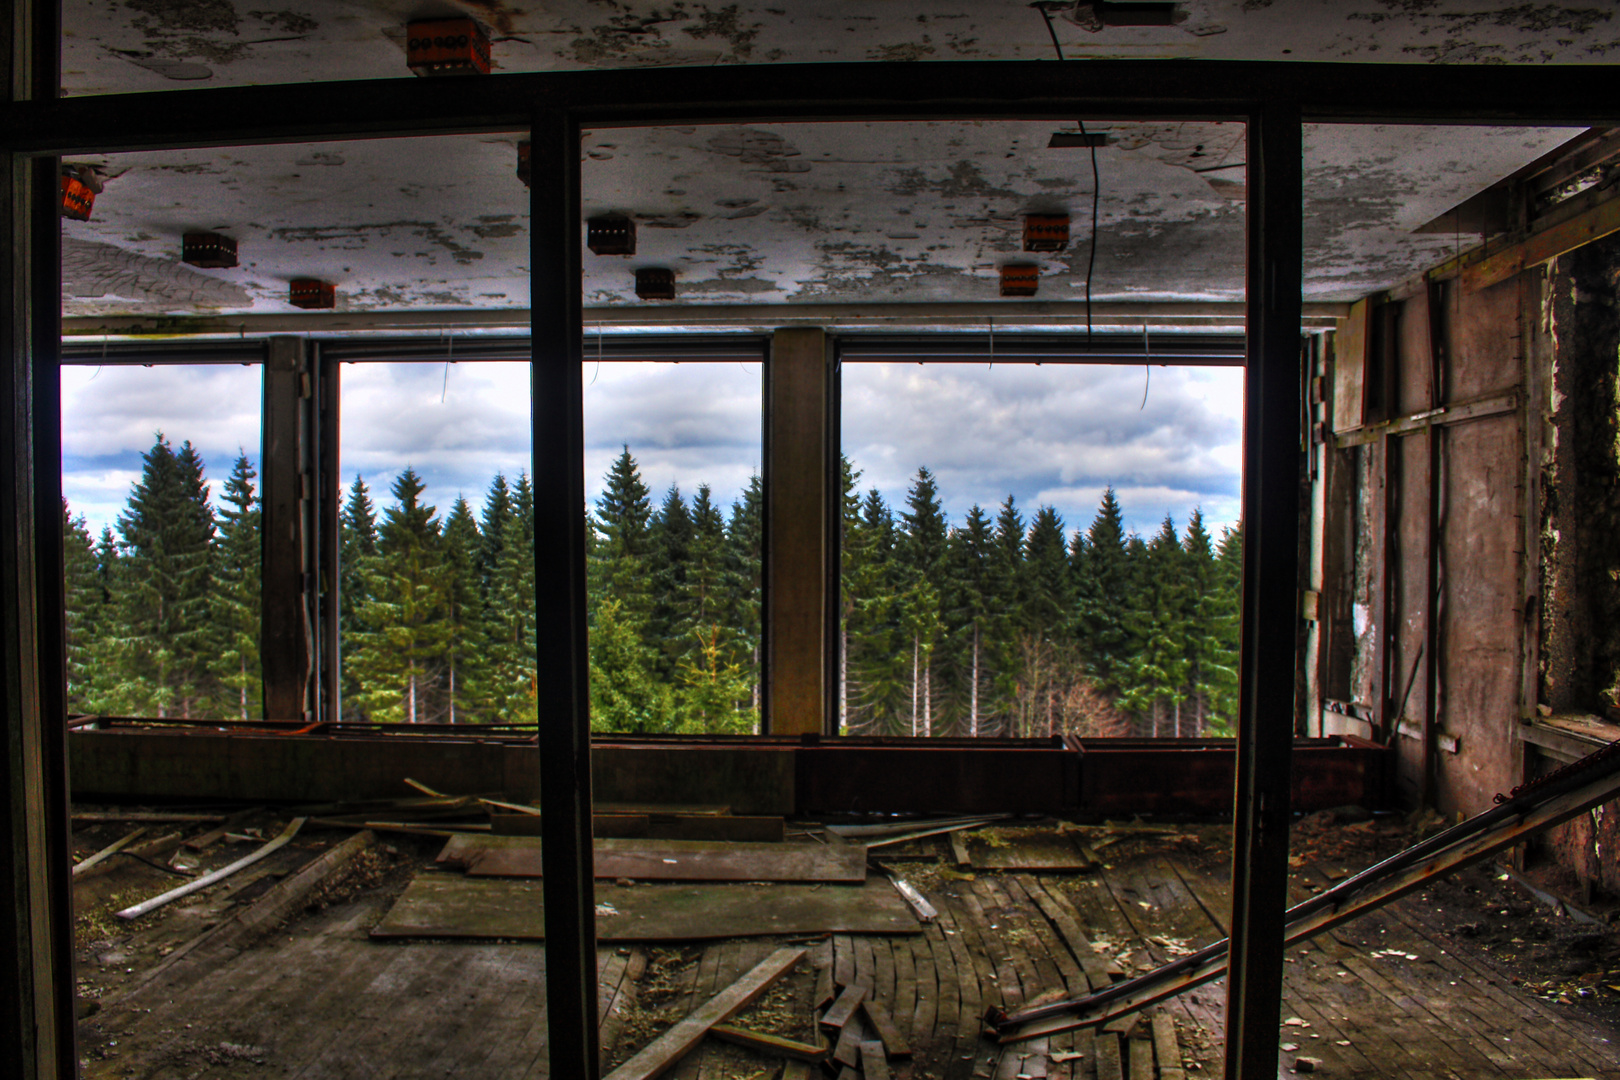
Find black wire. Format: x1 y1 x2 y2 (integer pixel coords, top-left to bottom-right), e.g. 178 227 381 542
1037 4 1099 351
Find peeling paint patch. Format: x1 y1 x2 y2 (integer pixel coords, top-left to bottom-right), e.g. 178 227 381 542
681 4 764 60
867 40 934 62
62 236 252 310
267 221 486 266
706 128 811 173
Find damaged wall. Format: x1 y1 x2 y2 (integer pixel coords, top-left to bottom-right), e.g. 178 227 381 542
1326 219 1620 900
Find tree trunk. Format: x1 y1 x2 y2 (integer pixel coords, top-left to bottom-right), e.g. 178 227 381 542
448 659 456 725
923 654 932 737
911 634 920 737
970 624 980 738
839 625 848 734
408 664 417 724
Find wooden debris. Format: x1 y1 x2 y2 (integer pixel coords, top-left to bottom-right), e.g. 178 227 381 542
308 817 457 839
601 946 804 1080
781 1062 813 1080
884 873 937 924
831 1017 865 1069
860 999 911 1059
488 811 785 843
182 807 266 852
371 877 921 940
403 777 447 797
814 963 835 1010
71 811 225 824
73 827 146 877
598 802 730 817
1151 1013 1181 1072
438 835 866 884
707 1023 828 1063
116 817 305 920
110 831 376 1003
820 984 866 1030
826 815 1009 848
949 832 972 868
1128 1035 1154 1080
860 1040 893 1080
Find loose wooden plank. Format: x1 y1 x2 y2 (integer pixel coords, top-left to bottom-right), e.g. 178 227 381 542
862 1040 894 1080
833 934 856 988
821 984 867 1030
1094 1034 1123 1080
438 834 866 883
708 1023 829 1063
965 833 1094 873
72 811 225 824
1149 1014 1179 1072
890 938 920 1059
832 1015 867 1069
1126 1037 1153 1080
72 826 147 876
603 946 805 1080
862 999 912 1059
950 832 972 868
372 876 920 941
116 817 305 919
488 813 786 843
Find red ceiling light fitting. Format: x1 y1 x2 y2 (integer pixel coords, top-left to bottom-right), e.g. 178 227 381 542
635 267 675 301
587 215 636 256
60 165 100 221
1023 214 1070 252
289 279 336 309
405 17 490 76
182 232 238 268
1000 264 1039 297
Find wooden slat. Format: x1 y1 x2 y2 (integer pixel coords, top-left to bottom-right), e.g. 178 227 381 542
1094 1033 1124 1080
602 947 804 1080
1128 1036 1153 1080
862 999 911 1059
115 817 305 920
862 1040 894 1080
1463 192 1620 292
832 1015 866 1069
438 835 866 883
821 984 866 1030
708 1023 828 1063
371 877 921 941
71 827 146 876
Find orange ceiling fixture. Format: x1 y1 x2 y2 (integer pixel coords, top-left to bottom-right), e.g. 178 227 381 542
405 18 491 76
182 232 238 268
60 166 100 221
999 264 1039 297
1023 214 1070 252
289 279 336 309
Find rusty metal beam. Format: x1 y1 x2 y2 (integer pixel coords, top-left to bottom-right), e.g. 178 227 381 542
1224 102 1302 1080
529 106 599 1080
989 737 1620 1043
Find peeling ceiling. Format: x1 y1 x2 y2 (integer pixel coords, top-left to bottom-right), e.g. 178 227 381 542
63 1 1620 98
53 2 1604 325
61 120 1580 320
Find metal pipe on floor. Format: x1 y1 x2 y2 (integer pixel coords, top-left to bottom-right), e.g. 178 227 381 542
985 737 1620 1043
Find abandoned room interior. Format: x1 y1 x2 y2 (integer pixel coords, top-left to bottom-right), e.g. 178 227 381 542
10 3 1620 1079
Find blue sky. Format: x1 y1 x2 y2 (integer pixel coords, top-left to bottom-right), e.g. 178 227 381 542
61 356 1242 544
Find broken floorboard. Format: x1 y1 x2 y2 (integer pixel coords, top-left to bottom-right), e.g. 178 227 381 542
437 834 866 883
371 875 921 941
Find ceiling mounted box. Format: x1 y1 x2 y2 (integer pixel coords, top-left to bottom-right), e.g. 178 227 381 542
289 278 336 309
516 141 531 188
1023 214 1070 252
587 215 636 256
182 232 238 269
405 18 490 76
60 173 94 221
999 264 1039 297
635 267 675 301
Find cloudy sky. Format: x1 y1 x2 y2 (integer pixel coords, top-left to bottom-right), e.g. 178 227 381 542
61 356 1242 545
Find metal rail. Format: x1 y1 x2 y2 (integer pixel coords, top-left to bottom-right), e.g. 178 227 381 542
985 736 1620 1043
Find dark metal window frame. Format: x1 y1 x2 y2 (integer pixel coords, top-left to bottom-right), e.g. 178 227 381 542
6 57 1618 1080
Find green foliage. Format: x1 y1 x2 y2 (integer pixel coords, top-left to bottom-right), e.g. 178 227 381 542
63 437 1239 739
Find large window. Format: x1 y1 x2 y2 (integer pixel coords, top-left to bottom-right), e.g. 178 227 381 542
583 357 764 735
839 357 1244 739
60 360 264 719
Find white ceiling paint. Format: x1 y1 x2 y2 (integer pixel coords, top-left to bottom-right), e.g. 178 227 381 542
61 120 1580 318
63 0 1620 98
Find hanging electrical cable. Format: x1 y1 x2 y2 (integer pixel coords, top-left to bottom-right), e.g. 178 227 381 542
1037 4 1101 352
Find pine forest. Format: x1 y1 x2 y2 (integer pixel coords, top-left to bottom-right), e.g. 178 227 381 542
64 435 1243 739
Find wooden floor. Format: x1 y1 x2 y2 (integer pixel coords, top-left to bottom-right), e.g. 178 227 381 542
78 841 1620 1080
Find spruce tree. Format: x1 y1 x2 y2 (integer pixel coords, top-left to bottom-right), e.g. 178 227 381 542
723 472 763 720
62 501 104 715
1024 505 1073 639
587 451 668 730
338 476 378 720
1120 515 1191 736
836 455 863 731
114 434 217 717
441 496 488 723
647 483 693 679
1077 487 1131 697
898 468 947 735
845 488 906 733
486 472 538 723
347 467 449 723
478 472 512 595
1206 520 1245 735
211 453 262 721
1181 509 1222 736
942 505 996 736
